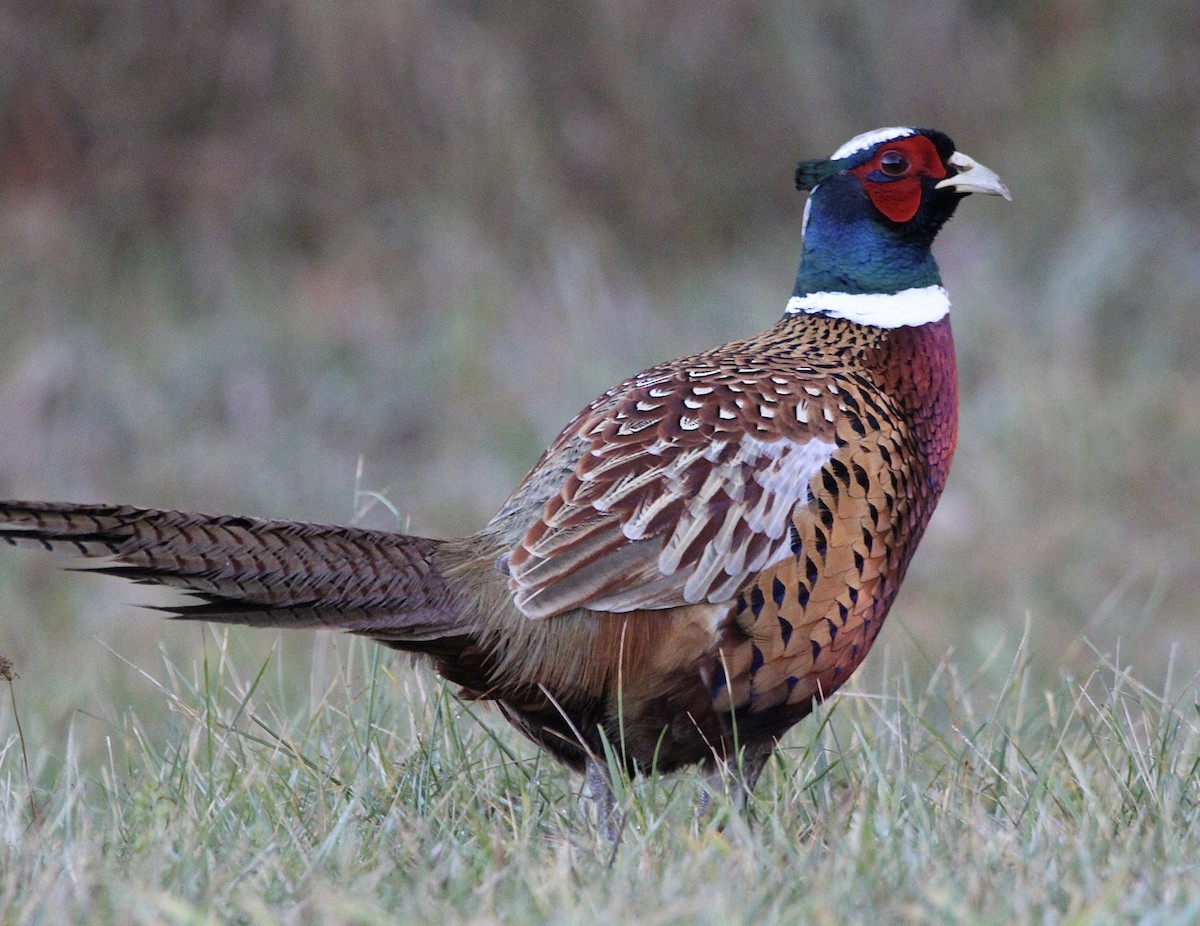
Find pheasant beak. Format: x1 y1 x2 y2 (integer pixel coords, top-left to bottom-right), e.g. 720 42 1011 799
935 151 1012 200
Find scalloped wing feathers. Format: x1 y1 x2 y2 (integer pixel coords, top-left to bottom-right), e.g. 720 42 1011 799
500 333 846 619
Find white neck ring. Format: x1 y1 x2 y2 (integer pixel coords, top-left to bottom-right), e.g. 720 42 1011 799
785 285 950 328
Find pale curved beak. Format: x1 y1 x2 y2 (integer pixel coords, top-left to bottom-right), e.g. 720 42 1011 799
935 151 1012 200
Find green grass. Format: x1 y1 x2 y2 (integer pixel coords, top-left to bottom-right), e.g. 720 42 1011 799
2 625 1198 925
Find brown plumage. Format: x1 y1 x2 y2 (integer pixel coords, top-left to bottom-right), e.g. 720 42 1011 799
0 127 1008 825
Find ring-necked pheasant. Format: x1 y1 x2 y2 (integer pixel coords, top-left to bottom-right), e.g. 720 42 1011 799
0 127 1008 825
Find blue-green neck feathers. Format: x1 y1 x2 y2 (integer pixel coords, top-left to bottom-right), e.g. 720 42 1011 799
793 176 945 298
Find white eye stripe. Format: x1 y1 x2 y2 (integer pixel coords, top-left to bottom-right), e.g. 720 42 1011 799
830 127 915 160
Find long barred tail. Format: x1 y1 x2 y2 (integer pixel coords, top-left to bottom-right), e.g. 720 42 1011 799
0 501 457 640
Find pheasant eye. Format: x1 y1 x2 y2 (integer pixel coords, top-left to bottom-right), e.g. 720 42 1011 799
878 150 909 176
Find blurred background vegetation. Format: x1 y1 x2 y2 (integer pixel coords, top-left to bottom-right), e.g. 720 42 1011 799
0 0 1197 748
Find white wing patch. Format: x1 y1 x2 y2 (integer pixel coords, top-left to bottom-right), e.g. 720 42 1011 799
674 435 836 603
578 433 837 612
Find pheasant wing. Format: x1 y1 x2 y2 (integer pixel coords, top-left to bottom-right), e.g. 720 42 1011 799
502 361 839 618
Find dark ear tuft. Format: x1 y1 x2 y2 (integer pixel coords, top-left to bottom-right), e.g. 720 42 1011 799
795 158 843 192
916 128 956 162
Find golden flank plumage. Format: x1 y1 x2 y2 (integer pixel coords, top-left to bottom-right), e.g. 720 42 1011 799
0 127 1007 832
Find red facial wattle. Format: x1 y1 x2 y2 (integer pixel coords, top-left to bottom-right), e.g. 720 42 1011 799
849 135 949 223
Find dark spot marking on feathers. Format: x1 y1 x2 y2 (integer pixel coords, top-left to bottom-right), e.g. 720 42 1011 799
830 458 851 487
851 462 870 493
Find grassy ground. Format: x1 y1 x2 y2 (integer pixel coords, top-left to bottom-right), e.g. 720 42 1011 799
1 622 1199 925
